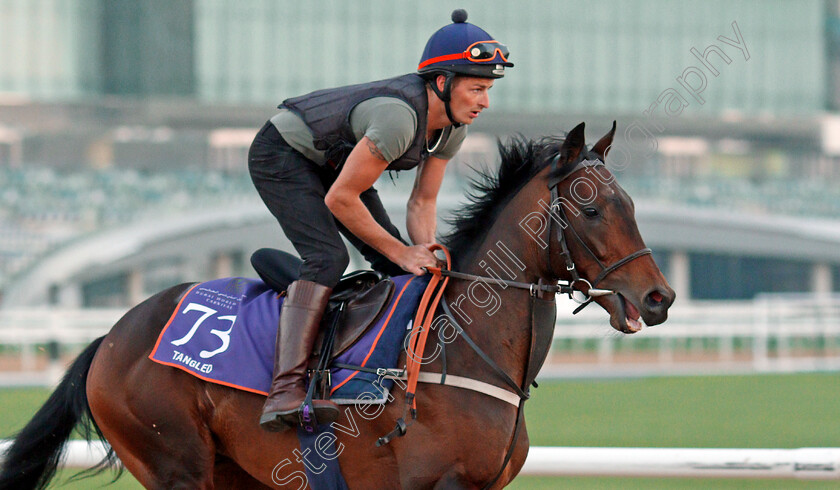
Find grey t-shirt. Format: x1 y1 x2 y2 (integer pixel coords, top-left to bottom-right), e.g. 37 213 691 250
270 96 466 166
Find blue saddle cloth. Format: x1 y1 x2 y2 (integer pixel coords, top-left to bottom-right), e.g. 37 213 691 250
149 274 428 402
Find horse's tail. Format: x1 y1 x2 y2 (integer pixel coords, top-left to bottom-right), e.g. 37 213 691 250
0 336 119 490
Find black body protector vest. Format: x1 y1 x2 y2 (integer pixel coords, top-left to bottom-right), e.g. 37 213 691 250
281 74 451 171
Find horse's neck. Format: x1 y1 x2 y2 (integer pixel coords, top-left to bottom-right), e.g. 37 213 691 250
460 171 554 286
441 176 554 387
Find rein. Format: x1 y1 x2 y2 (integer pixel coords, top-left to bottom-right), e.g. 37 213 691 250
433 268 614 298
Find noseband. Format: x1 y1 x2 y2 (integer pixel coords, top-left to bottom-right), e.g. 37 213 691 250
546 155 651 312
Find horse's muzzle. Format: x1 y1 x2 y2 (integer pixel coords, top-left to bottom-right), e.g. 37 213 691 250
640 286 675 326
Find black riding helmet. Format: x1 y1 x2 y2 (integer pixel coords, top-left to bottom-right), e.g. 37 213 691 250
417 9 513 125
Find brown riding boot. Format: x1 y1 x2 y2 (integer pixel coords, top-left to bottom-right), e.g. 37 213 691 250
260 280 339 432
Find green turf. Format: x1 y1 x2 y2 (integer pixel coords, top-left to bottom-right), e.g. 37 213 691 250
508 372 840 489
523 373 840 448
1 372 838 488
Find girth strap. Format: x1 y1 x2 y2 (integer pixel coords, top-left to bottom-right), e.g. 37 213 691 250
330 364 521 407
399 372 521 407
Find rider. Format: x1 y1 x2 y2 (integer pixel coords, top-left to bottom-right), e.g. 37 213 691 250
249 9 512 432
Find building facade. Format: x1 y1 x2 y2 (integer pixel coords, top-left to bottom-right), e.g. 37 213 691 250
0 0 838 305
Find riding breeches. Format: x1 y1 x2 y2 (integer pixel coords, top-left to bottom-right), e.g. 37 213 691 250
248 121 407 287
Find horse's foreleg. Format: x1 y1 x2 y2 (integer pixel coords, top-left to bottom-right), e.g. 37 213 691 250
491 422 530 488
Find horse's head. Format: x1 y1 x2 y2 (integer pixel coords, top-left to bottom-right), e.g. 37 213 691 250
546 122 674 333
442 122 673 333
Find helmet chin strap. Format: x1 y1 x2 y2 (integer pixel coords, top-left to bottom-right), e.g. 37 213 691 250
429 73 463 128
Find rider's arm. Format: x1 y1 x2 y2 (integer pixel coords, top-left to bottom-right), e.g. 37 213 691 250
407 155 447 245
325 137 436 275
406 125 465 244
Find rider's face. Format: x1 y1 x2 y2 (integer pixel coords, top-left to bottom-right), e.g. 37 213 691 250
447 77 494 125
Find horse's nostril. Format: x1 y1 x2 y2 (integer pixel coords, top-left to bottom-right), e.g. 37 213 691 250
645 289 671 311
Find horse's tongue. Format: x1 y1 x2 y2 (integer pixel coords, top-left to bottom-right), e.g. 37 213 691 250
625 299 640 320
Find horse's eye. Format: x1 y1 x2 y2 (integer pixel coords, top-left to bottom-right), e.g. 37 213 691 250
583 207 600 218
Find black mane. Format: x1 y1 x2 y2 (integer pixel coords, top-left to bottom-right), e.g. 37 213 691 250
441 134 567 267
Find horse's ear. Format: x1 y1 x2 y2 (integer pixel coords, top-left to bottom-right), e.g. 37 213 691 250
559 122 586 164
591 120 617 160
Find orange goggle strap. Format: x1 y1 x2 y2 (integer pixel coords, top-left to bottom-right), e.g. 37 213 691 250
417 40 509 70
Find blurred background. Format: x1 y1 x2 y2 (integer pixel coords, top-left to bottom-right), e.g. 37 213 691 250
0 1 839 488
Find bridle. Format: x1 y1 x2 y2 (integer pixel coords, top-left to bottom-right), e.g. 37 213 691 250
545 154 652 312
433 153 651 312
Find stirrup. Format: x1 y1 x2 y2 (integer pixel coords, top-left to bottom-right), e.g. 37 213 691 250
299 400 318 433
298 369 340 432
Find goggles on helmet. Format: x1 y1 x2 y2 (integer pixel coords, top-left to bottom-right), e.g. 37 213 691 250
465 41 510 62
418 40 510 70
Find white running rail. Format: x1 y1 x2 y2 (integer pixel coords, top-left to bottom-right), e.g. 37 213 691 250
1 442 837 480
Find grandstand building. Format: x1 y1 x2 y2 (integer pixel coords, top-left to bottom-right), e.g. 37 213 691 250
1 0 839 307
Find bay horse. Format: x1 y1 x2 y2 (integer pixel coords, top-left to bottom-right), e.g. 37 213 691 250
0 122 674 489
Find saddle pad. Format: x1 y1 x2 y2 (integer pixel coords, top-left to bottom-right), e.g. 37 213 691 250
149 275 429 402
149 278 282 394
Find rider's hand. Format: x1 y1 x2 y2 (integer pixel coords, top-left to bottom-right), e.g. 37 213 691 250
396 244 439 275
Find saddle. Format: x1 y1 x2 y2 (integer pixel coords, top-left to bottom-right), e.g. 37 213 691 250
250 248 395 360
